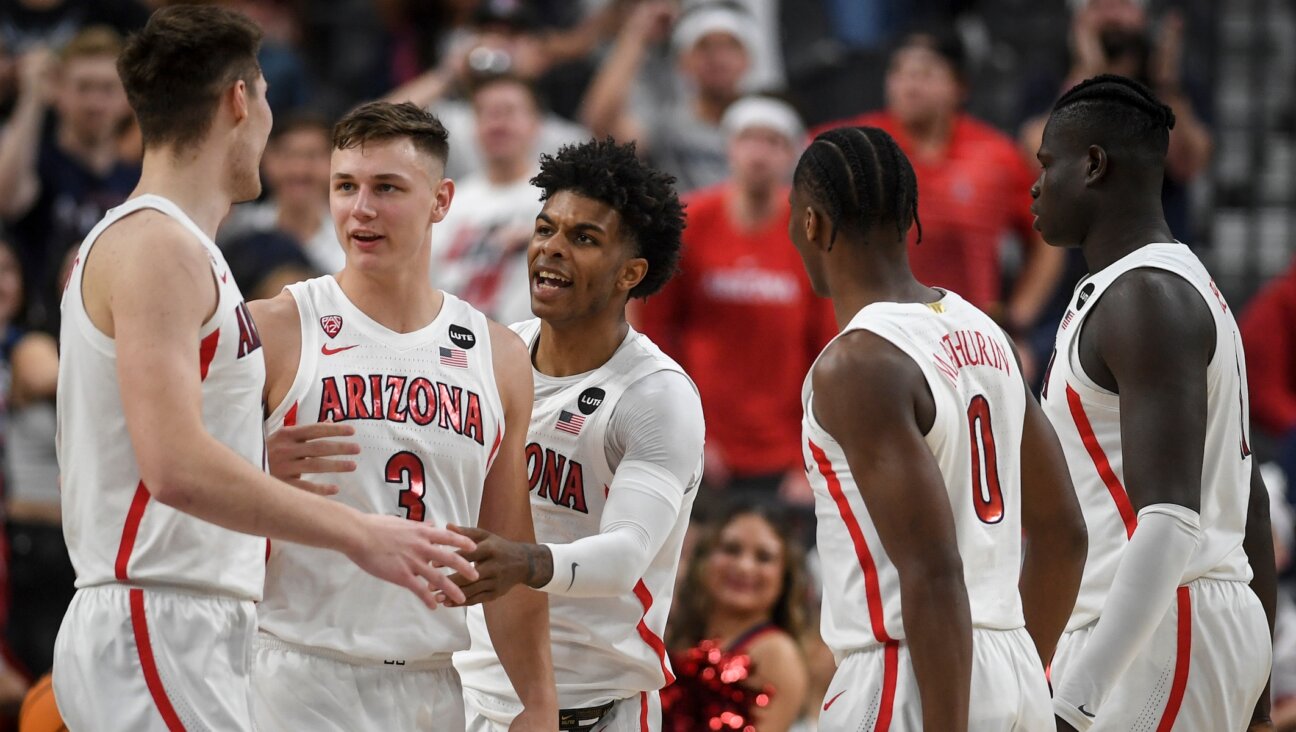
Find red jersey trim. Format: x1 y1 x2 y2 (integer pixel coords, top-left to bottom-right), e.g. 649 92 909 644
809 439 894 644
633 580 675 685
198 329 221 382
1065 385 1137 538
874 640 900 732
1154 587 1192 732
115 481 151 581
129 589 187 731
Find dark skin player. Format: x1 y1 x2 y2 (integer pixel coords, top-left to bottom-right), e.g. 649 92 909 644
789 127 1086 732
1031 76 1276 732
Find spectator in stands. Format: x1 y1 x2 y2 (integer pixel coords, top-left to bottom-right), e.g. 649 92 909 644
1017 0 1212 241
811 28 1061 370
581 1 752 192
665 503 810 732
0 26 138 327
0 238 30 716
1241 257 1296 484
384 0 589 180
222 229 319 302
3 243 66 680
0 0 147 55
221 112 342 274
430 74 544 326
220 0 313 115
637 95 835 500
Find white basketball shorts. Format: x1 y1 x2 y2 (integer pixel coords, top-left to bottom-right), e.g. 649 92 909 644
818 626 1051 731
252 633 464 732
52 584 257 731
1051 577 1270 731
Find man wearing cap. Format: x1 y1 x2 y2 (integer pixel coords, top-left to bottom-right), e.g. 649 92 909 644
812 28 1063 376
638 95 836 503
581 1 753 192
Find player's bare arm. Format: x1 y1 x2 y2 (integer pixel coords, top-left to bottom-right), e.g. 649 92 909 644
98 213 477 608
1244 459 1277 731
252 293 360 495
1015 355 1086 666
813 330 972 732
472 320 558 731
1053 268 1214 731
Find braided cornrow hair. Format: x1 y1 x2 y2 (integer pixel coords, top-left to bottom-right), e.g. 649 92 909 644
792 126 921 246
1050 74 1175 161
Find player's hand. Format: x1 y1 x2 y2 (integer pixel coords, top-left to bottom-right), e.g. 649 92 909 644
1056 718 1079 732
442 525 552 606
347 515 480 609
509 706 558 732
266 422 360 495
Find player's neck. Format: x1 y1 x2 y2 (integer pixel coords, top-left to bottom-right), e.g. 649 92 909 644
827 243 937 328
334 265 444 334
1080 203 1176 273
131 150 236 239
533 316 629 378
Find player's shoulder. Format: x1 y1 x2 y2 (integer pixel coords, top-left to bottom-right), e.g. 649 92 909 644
485 317 529 365
1094 266 1215 351
248 288 300 335
97 209 207 268
813 328 923 401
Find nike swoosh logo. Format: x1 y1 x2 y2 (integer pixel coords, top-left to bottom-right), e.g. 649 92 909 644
567 562 578 591
220 271 228 283
823 690 846 712
321 344 358 356
1078 704 1095 718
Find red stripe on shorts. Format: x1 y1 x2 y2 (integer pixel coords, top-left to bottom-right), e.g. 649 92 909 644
1154 586 1192 732
115 481 151 581
633 581 675 685
129 589 186 731
809 439 894 643
874 640 900 732
639 691 649 731
1066 385 1137 538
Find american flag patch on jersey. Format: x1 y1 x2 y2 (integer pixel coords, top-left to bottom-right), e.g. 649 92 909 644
439 347 468 368
1061 310 1075 330
556 410 585 435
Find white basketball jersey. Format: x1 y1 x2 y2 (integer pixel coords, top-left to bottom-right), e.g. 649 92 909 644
457 319 699 708
803 291 1027 659
57 194 268 600
1040 243 1253 631
257 276 505 661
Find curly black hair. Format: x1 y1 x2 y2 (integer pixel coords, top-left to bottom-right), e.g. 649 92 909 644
531 138 686 299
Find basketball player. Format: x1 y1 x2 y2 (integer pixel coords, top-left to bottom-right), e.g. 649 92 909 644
445 138 704 732
1032 75 1276 732
52 8 477 732
249 101 557 731
789 126 1088 731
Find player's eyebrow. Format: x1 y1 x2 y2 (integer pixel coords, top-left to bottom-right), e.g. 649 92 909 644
330 172 414 183
535 212 606 234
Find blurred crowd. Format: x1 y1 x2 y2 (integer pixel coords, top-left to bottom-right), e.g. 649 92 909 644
0 0 1293 730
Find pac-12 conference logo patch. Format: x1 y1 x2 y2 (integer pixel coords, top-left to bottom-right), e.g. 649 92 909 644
449 324 476 349
320 315 343 339
577 387 605 415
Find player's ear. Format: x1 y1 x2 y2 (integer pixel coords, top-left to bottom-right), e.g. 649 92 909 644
805 206 829 251
618 256 648 295
229 78 249 124
431 177 454 224
1084 144 1108 186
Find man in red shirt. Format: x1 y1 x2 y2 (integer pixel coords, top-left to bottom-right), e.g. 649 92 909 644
1241 259 1296 482
637 95 836 500
812 29 1062 345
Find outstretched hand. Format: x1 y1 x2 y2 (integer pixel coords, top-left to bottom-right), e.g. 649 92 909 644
347 515 480 609
442 525 551 606
267 421 360 495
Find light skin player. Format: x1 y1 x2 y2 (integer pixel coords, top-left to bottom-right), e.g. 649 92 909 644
1030 74 1276 732
253 102 557 730
84 9 475 611
788 126 1086 731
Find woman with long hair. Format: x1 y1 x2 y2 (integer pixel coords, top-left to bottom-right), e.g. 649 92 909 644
664 504 810 731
